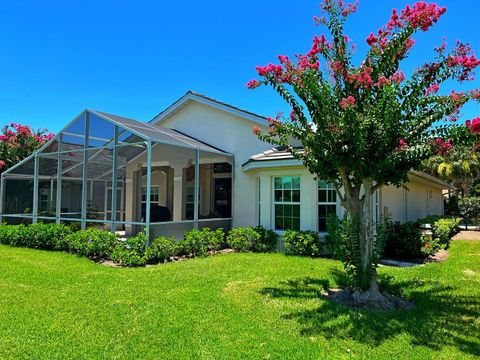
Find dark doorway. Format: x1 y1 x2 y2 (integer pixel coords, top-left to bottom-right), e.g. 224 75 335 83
214 178 232 218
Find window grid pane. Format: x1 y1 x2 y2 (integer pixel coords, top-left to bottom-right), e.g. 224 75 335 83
318 180 337 232
274 176 301 231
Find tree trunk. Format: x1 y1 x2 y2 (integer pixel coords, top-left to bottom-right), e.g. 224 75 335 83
341 178 391 309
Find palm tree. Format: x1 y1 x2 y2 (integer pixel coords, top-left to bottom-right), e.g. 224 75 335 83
424 145 480 196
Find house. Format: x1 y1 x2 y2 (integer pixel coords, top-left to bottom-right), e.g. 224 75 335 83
0 91 454 242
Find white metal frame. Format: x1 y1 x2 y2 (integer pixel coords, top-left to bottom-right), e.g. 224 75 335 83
0 109 233 245
271 175 301 232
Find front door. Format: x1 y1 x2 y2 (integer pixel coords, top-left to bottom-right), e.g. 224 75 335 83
214 178 232 218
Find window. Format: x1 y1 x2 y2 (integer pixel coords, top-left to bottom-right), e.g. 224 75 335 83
185 186 195 220
318 181 337 232
141 186 159 218
273 176 300 231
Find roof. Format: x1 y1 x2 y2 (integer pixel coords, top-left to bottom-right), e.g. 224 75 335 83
91 110 230 155
243 147 456 190
149 90 268 127
1 108 231 179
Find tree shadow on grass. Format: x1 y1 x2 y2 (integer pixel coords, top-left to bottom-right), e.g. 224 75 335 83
260 269 480 357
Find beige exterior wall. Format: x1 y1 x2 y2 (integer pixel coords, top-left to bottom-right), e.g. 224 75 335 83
380 175 445 223
157 101 270 228
122 98 448 234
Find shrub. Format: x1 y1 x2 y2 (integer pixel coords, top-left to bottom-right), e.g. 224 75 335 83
458 196 480 226
284 229 322 257
227 227 259 252
382 220 425 258
145 236 176 263
179 228 225 257
0 223 72 250
0 224 26 247
111 232 147 267
202 228 225 251
25 223 73 250
431 218 460 248
252 225 278 252
65 229 118 259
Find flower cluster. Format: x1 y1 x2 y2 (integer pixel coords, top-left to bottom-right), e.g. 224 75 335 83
396 139 408 151
447 42 480 81
433 138 452 155
467 117 480 134
0 123 54 173
347 66 373 88
246 80 262 89
400 2 447 31
320 0 358 17
340 96 356 109
425 84 440 96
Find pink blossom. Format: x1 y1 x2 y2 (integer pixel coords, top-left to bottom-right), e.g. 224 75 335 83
340 96 356 109
252 126 262 135
468 117 480 134
396 139 408 151
376 76 390 87
0 160 5 170
390 71 406 84
425 84 440 96
434 138 452 155
256 63 283 77
246 80 262 89
366 33 378 46
0 135 8 142
400 2 447 32
289 109 297 122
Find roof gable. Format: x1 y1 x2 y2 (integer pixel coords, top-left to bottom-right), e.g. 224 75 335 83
149 90 267 127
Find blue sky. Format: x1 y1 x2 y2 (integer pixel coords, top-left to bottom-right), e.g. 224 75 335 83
0 0 478 132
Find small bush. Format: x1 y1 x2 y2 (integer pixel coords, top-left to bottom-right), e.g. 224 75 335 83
26 223 73 250
202 228 225 251
111 232 147 267
145 236 176 263
382 220 424 258
431 218 460 248
176 228 225 257
227 227 259 252
0 223 72 250
0 224 26 247
65 229 118 259
284 230 322 257
252 225 278 252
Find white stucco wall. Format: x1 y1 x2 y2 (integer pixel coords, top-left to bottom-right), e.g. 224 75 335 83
380 175 445 223
157 101 271 228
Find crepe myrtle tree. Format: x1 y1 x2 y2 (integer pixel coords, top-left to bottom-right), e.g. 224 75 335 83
247 0 480 304
0 123 54 174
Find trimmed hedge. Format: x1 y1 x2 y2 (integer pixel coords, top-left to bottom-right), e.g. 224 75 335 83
284 230 323 257
0 223 72 250
64 229 118 259
177 228 225 257
226 226 278 252
0 223 280 267
110 232 148 267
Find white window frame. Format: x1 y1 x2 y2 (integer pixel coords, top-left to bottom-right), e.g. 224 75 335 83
272 176 301 231
317 180 338 232
141 185 159 217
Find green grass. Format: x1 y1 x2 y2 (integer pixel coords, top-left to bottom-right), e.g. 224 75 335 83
0 241 479 359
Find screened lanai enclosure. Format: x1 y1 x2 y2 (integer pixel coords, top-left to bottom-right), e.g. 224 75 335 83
0 110 233 242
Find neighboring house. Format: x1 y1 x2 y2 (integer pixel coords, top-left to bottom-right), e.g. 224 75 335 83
0 91 454 240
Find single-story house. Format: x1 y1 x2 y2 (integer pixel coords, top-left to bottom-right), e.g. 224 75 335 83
0 91 454 241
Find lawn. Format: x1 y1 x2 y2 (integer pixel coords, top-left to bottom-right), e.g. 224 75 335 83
0 241 479 359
